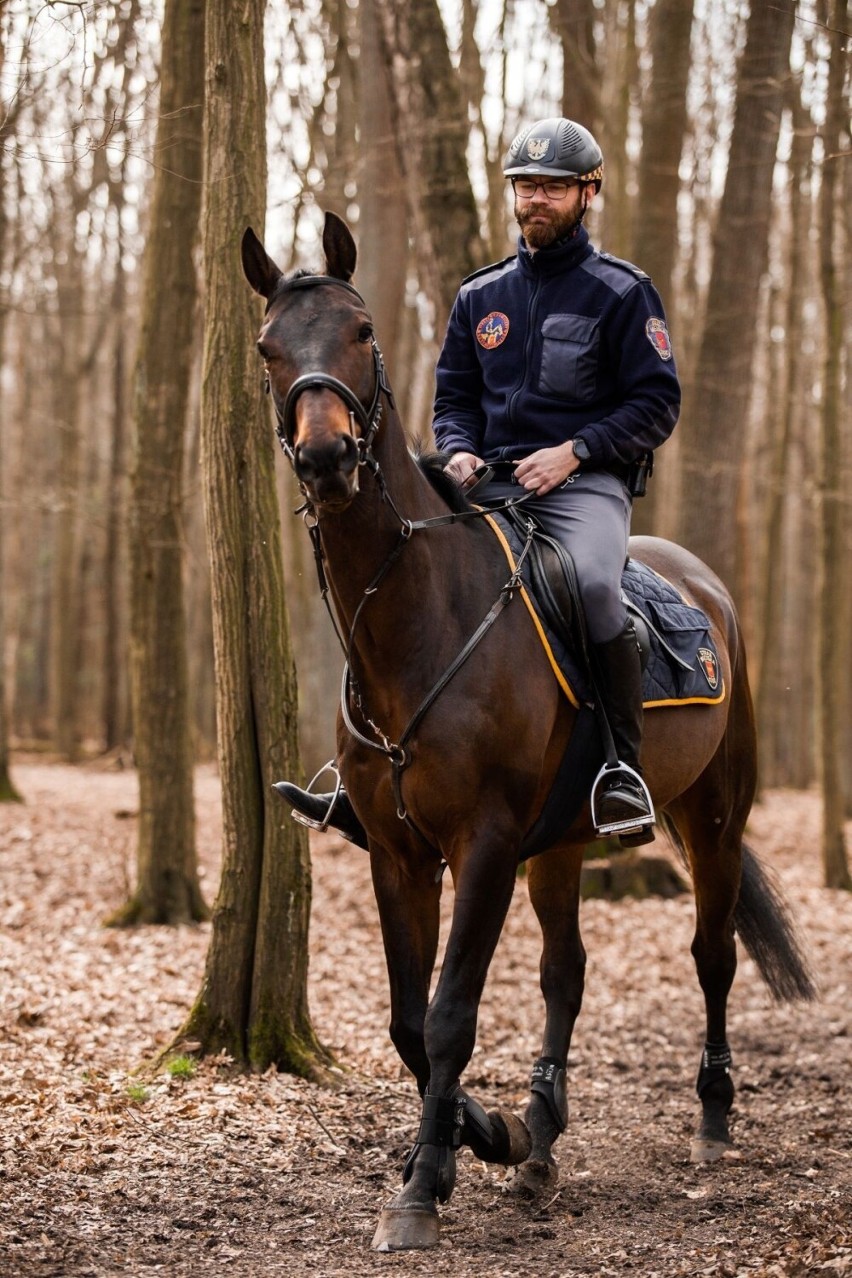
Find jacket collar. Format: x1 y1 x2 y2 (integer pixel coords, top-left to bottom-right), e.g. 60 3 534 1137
516 224 593 277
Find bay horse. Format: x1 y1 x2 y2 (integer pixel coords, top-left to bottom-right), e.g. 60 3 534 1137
242 212 815 1251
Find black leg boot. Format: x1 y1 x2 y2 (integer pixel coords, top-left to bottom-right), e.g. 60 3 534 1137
273 780 369 851
591 619 655 847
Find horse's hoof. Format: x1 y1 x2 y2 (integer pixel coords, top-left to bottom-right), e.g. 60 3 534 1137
501 1157 559 1197
371 1204 439 1251
488 1108 533 1165
690 1136 732 1164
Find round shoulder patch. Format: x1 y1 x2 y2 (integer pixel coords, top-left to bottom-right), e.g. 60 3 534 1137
476 311 510 350
645 317 673 361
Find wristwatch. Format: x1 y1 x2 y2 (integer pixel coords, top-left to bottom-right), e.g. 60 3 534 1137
571 438 591 463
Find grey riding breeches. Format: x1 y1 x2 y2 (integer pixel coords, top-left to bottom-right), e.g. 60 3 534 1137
484 469 632 645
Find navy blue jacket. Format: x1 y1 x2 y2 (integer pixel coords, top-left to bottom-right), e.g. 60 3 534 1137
433 227 680 471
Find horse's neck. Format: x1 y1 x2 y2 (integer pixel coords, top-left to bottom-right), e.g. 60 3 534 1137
317 414 452 642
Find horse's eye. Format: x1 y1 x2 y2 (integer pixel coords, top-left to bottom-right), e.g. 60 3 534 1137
257 342 271 360
358 324 374 344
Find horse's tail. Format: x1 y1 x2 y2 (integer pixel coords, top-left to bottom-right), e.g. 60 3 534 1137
660 818 818 1003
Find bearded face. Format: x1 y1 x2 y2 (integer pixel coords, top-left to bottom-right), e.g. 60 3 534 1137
514 186 588 249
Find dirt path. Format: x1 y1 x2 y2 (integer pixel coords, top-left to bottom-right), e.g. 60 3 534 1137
0 763 849 1276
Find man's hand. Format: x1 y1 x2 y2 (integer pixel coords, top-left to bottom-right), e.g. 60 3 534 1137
514 442 580 495
446 451 485 489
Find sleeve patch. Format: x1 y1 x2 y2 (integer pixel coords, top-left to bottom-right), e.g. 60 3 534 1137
645 317 673 361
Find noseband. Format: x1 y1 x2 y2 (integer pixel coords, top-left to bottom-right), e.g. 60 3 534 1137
265 274 394 462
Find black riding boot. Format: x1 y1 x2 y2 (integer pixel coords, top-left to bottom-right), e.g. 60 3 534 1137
273 781 369 851
592 619 655 847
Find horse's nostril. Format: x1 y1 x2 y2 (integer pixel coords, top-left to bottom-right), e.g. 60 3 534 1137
294 434 359 484
338 434 359 474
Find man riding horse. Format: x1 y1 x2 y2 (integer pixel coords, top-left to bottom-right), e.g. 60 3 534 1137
280 117 681 846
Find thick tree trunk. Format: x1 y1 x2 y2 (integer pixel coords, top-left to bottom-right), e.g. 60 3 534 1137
551 0 599 131
630 0 694 538
678 0 795 597
755 88 813 786
372 0 484 332
172 0 329 1074
111 0 208 926
816 0 851 890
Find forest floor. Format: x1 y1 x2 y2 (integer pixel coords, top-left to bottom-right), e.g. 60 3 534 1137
0 761 849 1277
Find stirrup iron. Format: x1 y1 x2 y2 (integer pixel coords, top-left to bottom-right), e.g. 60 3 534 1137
590 761 656 838
288 760 343 834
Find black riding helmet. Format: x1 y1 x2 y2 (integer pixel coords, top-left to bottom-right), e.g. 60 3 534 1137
504 117 604 191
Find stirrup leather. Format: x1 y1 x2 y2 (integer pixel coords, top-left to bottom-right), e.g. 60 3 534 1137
288 760 343 834
590 761 656 838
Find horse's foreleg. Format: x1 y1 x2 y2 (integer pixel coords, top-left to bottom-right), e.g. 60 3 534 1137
370 846 442 1095
373 835 523 1250
506 842 586 1195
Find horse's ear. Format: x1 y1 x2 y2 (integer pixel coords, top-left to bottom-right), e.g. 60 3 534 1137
322 211 357 283
241 227 283 299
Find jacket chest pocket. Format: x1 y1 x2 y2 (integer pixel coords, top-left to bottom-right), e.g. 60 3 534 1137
539 313 600 401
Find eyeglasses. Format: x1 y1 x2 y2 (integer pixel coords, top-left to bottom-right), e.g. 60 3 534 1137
511 177 580 201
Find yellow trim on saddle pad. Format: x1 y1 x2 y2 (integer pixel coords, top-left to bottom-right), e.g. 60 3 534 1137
483 513 581 708
482 513 727 710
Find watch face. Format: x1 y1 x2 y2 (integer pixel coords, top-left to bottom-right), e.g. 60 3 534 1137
573 438 590 461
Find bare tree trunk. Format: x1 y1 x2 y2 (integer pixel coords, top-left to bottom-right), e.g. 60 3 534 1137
0 20 21 800
755 86 813 784
373 0 484 332
171 0 329 1074
630 0 694 538
551 0 599 130
102 179 130 754
112 0 208 925
679 0 795 597
357 0 407 375
816 0 851 890
599 0 637 258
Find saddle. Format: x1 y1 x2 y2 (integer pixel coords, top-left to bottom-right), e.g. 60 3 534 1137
481 503 725 861
485 504 725 710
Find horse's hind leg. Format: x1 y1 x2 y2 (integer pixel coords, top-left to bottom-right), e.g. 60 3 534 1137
667 748 754 1163
507 841 587 1196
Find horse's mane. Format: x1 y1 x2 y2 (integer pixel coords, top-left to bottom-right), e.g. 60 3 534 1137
414 450 474 515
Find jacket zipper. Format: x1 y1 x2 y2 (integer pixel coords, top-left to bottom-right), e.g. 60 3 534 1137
507 273 541 435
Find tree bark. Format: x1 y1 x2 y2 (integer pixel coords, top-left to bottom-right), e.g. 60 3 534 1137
551 0 599 131
372 0 484 333
816 0 851 890
679 0 796 597
111 0 208 926
172 0 329 1074
629 0 694 539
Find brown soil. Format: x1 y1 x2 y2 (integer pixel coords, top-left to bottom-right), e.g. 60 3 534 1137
0 762 849 1276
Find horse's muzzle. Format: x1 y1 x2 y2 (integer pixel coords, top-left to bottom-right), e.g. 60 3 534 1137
293 432 360 508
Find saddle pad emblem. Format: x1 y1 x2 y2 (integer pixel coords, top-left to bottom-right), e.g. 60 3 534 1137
698 647 719 690
645 317 673 361
476 311 510 349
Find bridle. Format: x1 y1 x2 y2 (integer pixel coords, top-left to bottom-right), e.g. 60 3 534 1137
264 274 394 464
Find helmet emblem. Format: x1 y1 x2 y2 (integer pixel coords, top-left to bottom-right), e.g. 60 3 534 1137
526 137 550 161
645 317 673 361
476 311 510 350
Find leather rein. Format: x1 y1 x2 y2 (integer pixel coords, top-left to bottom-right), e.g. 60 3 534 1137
267 273 536 842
